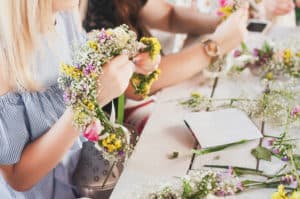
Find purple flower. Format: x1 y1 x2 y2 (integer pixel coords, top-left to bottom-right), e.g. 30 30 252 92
98 28 112 42
272 148 280 154
227 166 234 176
233 50 242 57
118 150 125 157
83 63 96 75
281 175 298 189
63 91 71 103
237 181 244 191
291 106 300 117
281 156 289 162
215 190 225 196
267 138 277 146
253 48 260 57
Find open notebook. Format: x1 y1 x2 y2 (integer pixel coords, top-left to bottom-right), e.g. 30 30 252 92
184 108 262 148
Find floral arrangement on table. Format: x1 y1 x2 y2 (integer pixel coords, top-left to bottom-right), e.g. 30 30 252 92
180 82 300 127
145 169 243 198
140 84 300 198
175 81 300 198
228 41 300 80
144 162 300 199
58 25 161 162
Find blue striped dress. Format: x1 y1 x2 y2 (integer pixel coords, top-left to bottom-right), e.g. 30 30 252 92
0 11 84 199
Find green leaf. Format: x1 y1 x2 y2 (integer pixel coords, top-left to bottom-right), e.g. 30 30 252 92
182 179 192 198
293 154 300 169
251 146 272 162
192 140 248 156
241 42 248 53
204 165 264 176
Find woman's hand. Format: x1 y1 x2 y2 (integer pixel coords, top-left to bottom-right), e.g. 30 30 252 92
263 0 294 16
97 55 135 107
133 52 161 75
210 6 249 56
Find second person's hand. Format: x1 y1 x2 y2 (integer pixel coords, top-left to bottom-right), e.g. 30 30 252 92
133 52 161 75
209 5 249 56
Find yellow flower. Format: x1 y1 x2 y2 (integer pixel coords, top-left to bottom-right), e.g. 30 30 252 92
110 134 116 139
131 77 141 87
140 37 161 60
60 63 82 79
87 102 95 111
272 185 288 199
90 72 97 79
283 49 293 66
265 72 274 80
101 133 123 153
114 140 122 149
107 145 116 153
219 6 233 20
191 92 202 99
296 52 300 58
88 41 99 51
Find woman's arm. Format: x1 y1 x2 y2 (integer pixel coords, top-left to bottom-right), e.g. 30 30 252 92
0 108 79 192
139 0 220 35
126 8 249 100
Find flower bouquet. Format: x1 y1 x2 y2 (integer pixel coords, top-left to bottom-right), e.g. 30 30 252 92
229 41 300 80
58 25 161 162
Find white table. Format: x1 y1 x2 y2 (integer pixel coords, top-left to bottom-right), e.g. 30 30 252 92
110 26 300 199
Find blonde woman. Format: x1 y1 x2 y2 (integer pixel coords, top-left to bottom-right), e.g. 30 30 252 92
0 0 149 198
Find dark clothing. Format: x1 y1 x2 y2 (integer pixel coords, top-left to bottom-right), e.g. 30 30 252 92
83 0 149 39
83 0 149 115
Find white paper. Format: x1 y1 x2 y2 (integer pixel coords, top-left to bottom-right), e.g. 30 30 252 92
184 108 262 148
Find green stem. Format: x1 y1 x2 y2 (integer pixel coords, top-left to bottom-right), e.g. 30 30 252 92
96 106 114 132
192 140 248 156
117 94 125 125
203 165 267 177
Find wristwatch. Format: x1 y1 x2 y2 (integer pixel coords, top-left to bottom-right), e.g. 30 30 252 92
202 39 221 58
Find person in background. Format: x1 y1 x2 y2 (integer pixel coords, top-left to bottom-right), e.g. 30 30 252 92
0 0 155 198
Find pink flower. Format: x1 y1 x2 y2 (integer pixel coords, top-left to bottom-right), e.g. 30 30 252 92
267 138 277 146
83 120 102 142
291 106 300 117
219 0 228 7
217 11 225 17
233 50 242 57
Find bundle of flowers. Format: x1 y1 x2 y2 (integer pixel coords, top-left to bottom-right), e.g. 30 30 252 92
58 25 161 162
228 41 300 80
145 169 243 199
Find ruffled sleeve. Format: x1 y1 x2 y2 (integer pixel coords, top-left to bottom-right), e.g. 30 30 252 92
0 93 30 165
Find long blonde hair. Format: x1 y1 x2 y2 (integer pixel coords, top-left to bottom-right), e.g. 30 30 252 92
0 0 54 91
